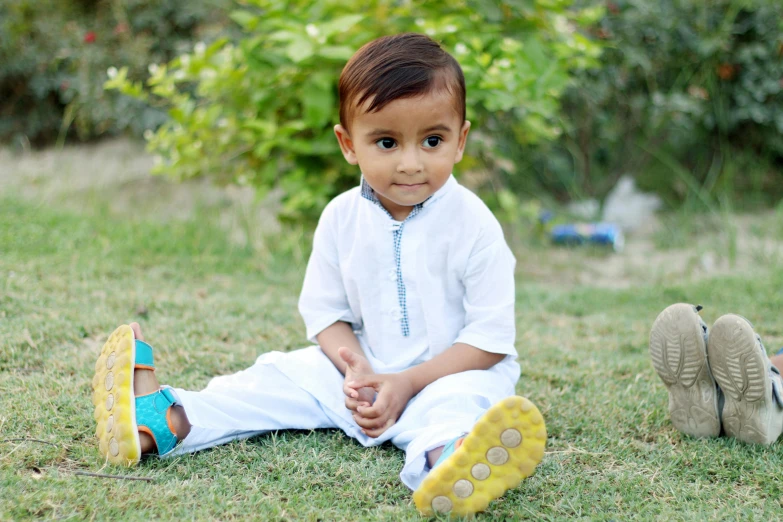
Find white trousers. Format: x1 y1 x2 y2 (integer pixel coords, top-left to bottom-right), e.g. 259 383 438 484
167 347 518 490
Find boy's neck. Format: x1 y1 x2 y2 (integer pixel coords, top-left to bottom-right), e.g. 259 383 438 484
360 175 455 221
377 196 414 222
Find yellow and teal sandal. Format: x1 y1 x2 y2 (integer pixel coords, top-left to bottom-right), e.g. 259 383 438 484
413 395 547 517
91 325 178 465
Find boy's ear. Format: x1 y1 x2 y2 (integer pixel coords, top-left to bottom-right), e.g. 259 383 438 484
334 124 358 165
453 120 471 164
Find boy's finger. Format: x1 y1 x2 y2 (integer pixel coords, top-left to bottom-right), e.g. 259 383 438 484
337 346 358 370
345 397 371 411
356 402 384 418
353 413 388 430
363 418 395 438
343 380 360 399
342 382 357 397
347 376 380 390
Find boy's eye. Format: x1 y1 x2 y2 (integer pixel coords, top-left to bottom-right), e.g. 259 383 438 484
423 136 442 148
376 138 396 150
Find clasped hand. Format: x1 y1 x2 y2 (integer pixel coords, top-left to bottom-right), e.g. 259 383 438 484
337 347 414 438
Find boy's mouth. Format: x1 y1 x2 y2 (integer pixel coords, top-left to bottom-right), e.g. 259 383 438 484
394 182 426 189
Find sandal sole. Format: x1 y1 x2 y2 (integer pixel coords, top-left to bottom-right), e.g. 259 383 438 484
413 396 546 517
707 314 776 445
91 325 141 465
649 303 720 437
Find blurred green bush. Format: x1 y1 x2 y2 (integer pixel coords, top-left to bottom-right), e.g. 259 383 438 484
105 0 602 222
512 0 783 207
6 0 779 220
0 0 230 145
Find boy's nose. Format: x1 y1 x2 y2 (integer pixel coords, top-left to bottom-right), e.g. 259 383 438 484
396 148 423 174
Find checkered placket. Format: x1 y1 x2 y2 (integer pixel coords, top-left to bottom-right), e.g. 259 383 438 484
360 178 428 337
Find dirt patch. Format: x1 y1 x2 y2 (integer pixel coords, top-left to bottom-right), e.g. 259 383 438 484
1 138 282 246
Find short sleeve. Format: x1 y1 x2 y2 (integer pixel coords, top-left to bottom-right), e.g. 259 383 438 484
298 204 359 343
452 237 517 357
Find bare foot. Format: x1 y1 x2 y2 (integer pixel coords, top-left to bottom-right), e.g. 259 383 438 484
129 322 191 453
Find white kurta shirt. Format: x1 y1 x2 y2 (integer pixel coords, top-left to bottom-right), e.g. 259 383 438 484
298 174 520 384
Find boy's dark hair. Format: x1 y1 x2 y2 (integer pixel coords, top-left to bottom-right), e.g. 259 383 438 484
338 33 466 128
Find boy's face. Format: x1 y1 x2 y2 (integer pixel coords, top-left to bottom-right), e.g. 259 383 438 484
334 90 470 221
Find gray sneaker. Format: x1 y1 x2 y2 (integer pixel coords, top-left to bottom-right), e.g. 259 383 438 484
707 314 783 445
649 303 721 437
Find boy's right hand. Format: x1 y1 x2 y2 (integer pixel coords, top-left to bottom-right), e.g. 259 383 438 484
338 347 376 413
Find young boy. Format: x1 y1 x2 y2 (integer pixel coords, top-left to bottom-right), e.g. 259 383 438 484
649 303 783 445
91 33 546 516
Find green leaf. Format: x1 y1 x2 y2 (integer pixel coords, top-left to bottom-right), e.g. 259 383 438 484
279 121 308 136
286 38 314 63
318 46 356 61
253 140 278 157
242 120 278 139
319 15 365 38
302 82 335 128
229 10 259 30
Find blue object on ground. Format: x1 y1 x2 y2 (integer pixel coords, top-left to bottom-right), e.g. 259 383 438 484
550 223 624 253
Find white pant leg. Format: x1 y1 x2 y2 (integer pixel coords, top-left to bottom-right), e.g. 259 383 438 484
162 345 518 492
166 357 339 456
382 367 517 490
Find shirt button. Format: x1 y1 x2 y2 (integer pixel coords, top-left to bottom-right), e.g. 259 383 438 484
388 269 397 281
390 308 401 320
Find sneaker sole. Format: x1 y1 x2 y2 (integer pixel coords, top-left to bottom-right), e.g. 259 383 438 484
649 303 720 437
413 396 546 517
91 325 141 465
707 314 776 445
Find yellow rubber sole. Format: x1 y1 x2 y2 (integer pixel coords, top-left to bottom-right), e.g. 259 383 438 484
413 396 546 517
91 325 141 466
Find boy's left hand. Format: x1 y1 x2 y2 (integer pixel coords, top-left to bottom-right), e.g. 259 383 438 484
346 373 415 438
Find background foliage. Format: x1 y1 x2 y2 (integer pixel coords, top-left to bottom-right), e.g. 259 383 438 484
515 0 783 208
0 0 229 146
106 0 602 222
3 0 782 221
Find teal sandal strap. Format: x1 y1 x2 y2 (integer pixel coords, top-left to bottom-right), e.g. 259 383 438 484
136 388 178 455
134 339 155 368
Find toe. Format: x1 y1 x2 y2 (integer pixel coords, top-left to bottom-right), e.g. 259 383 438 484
129 322 145 341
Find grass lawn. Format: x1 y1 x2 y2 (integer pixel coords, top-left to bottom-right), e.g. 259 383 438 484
2 141 783 520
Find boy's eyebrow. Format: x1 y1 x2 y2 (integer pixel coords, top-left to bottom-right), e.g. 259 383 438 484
364 124 454 137
422 124 453 134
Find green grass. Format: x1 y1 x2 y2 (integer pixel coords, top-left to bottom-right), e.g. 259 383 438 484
3 167 783 520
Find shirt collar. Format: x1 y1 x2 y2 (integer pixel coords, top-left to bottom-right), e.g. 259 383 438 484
359 174 457 210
